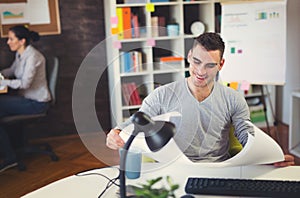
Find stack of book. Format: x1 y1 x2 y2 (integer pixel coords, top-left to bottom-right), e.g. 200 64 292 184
151 16 166 37
122 82 142 106
154 56 184 70
120 51 143 73
116 7 140 39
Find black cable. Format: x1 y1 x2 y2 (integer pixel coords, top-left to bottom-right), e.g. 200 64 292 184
75 167 120 197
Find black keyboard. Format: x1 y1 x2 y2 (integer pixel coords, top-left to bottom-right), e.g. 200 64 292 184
185 177 300 197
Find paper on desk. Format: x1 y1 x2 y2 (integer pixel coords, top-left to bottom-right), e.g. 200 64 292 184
120 113 285 168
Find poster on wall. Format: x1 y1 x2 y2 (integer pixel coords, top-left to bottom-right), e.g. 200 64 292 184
0 3 28 25
0 0 50 25
220 0 287 85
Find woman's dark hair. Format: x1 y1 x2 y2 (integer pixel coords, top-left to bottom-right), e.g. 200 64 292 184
193 32 225 59
9 25 40 46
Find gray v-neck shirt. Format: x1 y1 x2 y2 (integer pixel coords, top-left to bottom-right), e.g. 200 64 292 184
119 78 254 162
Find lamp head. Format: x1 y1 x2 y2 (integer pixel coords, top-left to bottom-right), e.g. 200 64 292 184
120 111 176 198
131 111 175 152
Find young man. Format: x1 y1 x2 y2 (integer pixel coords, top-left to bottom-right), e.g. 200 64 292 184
106 32 294 166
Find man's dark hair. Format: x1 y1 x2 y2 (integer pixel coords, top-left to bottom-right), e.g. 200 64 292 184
193 32 225 59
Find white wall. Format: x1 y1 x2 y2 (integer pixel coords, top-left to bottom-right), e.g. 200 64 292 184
277 0 300 124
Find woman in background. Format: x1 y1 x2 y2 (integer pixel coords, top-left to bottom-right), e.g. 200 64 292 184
0 25 51 172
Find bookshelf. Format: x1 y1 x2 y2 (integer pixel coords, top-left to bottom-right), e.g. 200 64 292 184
104 0 275 128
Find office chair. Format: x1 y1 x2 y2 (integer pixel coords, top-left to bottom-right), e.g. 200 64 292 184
0 56 60 170
229 126 243 157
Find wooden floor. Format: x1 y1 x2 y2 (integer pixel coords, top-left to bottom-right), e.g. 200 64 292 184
0 123 299 198
0 133 120 198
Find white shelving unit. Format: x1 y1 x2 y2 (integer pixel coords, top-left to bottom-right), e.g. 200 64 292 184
104 0 219 127
289 91 300 157
104 0 276 128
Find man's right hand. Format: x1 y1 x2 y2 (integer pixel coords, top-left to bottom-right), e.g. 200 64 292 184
106 128 125 150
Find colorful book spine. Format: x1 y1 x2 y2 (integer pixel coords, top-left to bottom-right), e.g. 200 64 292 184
122 7 132 39
119 52 125 73
121 82 142 106
120 51 143 73
116 8 124 40
122 83 130 106
151 16 159 37
131 14 140 38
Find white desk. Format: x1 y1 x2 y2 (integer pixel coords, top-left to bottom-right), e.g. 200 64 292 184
22 154 300 198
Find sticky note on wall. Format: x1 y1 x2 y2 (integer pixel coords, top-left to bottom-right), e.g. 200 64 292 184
229 82 239 90
146 38 156 47
111 27 118 35
240 81 250 91
113 41 122 49
146 3 155 12
111 16 118 25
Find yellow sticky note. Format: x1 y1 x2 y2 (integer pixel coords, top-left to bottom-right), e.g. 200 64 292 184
146 3 155 12
222 81 229 87
111 27 118 35
230 82 239 90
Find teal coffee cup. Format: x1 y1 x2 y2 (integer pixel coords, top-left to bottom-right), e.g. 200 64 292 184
119 147 142 179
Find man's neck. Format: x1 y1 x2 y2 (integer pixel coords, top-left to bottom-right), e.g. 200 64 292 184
187 77 214 102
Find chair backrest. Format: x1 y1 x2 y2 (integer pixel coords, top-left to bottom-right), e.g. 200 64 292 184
229 125 243 157
46 56 59 106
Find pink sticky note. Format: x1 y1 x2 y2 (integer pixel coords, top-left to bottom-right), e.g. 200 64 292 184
240 81 250 91
111 16 118 25
147 38 156 47
113 41 122 49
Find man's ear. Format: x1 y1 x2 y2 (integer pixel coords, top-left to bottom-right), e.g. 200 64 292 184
218 58 225 71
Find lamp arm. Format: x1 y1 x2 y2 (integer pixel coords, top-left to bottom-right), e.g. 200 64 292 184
119 130 139 198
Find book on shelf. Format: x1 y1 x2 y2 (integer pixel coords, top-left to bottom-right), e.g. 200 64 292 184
116 7 124 40
151 16 159 37
120 51 143 73
124 0 147 4
116 7 141 39
122 82 142 106
129 82 142 105
154 56 184 70
119 52 131 73
122 7 132 39
131 14 140 38
151 16 166 37
158 16 166 36
150 0 170 2
122 83 130 106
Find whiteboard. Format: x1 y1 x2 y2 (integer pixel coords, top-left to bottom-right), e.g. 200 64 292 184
219 0 287 85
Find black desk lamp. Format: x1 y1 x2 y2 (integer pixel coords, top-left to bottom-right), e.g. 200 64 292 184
119 111 176 198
